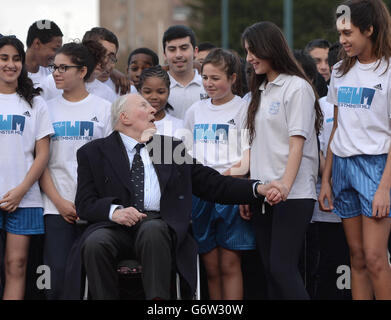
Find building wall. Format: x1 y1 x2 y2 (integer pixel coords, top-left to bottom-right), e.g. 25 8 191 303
99 0 190 72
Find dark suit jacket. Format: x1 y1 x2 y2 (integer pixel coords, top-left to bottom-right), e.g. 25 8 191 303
75 131 263 293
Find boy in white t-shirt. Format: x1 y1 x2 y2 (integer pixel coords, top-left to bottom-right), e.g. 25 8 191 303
25 20 63 88
83 27 132 96
39 42 112 300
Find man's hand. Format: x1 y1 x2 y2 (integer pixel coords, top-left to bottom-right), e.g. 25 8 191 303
110 69 132 95
112 207 147 227
266 187 282 205
257 180 289 204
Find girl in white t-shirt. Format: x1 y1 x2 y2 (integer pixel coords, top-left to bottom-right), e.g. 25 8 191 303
241 22 323 299
39 41 112 299
183 48 257 300
137 65 183 139
0 36 53 299
319 0 391 300
40 40 117 103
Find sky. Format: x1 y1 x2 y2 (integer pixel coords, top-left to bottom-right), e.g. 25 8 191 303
0 0 99 46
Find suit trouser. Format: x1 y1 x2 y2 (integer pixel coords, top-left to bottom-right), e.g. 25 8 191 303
44 215 78 300
252 199 314 300
82 216 173 300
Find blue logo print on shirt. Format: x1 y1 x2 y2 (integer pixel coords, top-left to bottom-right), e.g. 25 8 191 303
338 87 375 109
194 124 229 144
52 121 94 141
269 102 281 115
0 115 25 135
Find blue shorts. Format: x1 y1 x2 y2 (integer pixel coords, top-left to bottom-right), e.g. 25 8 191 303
332 154 391 219
191 196 256 254
0 207 45 235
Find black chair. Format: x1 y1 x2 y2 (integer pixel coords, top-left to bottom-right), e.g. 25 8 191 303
77 218 201 300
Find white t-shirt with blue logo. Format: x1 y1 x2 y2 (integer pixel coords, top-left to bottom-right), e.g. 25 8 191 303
327 59 391 158
249 74 318 200
42 94 112 215
0 93 54 208
183 95 249 174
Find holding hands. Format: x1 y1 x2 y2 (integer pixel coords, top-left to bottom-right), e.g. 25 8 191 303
261 180 290 205
241 180 289 221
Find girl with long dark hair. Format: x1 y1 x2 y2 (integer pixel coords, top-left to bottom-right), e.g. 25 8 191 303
240 21 322 299
0 36 53 299
319 0 391 300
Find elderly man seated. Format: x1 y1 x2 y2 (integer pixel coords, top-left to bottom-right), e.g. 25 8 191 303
75 93 286 300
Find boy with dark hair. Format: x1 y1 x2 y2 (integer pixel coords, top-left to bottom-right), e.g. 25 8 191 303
83 27 132 95
305 38 331 82
162 25 205 119
195 42 216 65
328 42 342 70
25 20 63 87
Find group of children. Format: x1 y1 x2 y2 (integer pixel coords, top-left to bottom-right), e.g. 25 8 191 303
1 0 391 301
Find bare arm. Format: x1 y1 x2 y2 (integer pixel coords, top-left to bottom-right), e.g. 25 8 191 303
318 105 338 211
372 144 391 218
110 69 131 95
0 136 50 212
40 168 77 224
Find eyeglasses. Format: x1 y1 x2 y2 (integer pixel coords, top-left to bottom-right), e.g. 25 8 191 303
48 64 82 73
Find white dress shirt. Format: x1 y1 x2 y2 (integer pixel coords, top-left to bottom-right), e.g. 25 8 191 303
167 69 206 120
109 132 161 220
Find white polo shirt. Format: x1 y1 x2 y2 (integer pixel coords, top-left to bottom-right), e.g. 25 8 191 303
327 59 391 158
167 69 206 119
249 74 318 200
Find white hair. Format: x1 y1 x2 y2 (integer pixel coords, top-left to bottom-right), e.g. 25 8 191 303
111 94 130 129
